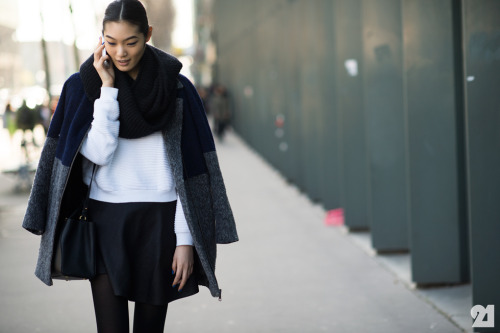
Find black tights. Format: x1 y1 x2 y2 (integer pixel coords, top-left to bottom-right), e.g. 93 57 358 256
90 274 168 333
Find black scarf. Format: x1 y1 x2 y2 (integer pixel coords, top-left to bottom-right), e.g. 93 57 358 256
79 44 182 139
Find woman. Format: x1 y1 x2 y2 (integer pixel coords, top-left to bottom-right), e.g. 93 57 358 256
3 102 16 138
22 1 238 332
210 84 231 140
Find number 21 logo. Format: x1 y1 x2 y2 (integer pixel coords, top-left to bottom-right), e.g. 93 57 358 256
471 305 495 328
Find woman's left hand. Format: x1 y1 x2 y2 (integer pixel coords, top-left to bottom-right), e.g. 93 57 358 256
172 245 194 291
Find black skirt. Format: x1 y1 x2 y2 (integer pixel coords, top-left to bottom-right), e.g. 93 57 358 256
88 199 199 305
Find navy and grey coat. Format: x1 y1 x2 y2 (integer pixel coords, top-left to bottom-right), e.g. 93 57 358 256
22 72 239 299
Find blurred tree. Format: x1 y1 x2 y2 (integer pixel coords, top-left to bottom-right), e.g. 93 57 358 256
142 0 176 52
39 12 52 101
68 2 80 71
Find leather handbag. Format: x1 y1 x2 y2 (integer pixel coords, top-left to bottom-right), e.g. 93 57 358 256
52 165 97 280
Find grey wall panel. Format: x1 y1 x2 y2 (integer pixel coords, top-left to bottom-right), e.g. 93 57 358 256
362 0 409 251
271 3 295 180
463 1 500 331
334 0 370 229
299 3 330 201
282 2 305 185
254 2 277 165
320 1 342 210
402 0 469 284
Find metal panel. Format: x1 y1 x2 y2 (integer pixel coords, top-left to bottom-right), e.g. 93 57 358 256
265 4 288 172
402 0 469 284
334 0 370 229
254 2 277 165
321 1 342 210
299 2 330 201
463 1 500 331
281 2 305 185
362 0 409 251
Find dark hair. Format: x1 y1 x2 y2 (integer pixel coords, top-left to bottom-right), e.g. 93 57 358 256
102 0 149 36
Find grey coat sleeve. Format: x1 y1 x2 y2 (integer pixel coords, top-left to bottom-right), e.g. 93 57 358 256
22 137 58 235
205 150 239 244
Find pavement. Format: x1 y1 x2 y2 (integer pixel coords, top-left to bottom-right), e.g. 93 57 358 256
0 126 469 333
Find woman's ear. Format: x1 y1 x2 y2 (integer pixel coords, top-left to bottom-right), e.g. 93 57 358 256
146 26 153 43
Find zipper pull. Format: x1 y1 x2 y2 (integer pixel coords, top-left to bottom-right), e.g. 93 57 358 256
218 289 222 302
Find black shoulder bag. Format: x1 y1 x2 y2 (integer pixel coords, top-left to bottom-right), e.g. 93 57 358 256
52 164 97 280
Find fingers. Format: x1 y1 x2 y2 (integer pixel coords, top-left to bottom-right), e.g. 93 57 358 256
96 36 103 48
172 259 180 286
94 37 111 69
178 266 190 291
171 258 193 292
95 55 107 69
172 265 189 291
93 36 114 86
94 36 105 61
94 48 108 68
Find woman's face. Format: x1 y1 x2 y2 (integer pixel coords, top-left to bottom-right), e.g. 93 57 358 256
103 21 152 80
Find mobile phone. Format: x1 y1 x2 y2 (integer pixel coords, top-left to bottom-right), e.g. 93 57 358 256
102 37 110 69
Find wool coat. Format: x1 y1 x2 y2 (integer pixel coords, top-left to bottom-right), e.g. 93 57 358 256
22 72 238 300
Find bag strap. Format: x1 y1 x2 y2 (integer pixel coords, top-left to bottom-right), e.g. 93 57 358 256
80 164 97 221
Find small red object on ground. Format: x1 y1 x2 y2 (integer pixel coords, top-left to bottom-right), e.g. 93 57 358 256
324 208 344 226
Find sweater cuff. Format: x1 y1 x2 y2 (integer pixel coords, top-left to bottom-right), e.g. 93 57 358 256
100 87 118 100
176 232 194 246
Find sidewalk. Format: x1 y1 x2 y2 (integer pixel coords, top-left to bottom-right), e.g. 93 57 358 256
0 128 466 332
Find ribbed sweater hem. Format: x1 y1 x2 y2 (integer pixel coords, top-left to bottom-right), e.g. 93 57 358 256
89 188 178 203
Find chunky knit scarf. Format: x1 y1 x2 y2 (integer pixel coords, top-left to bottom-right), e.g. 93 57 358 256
79 44 182 139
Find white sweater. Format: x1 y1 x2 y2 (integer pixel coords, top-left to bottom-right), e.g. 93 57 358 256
80 87 193 246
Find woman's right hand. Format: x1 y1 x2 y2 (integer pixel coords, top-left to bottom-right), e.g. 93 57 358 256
94 36 115 87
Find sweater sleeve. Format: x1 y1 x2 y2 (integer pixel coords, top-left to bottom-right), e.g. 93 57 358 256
174 194 193 246
80 87 120 166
